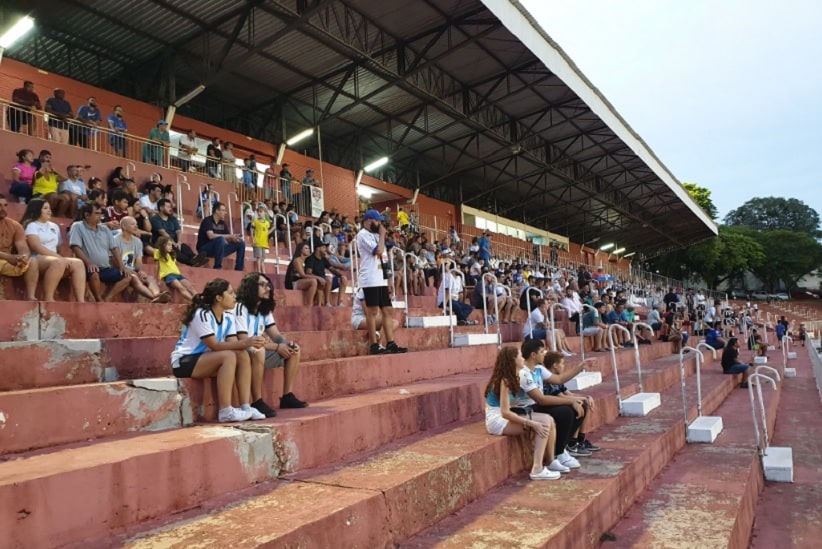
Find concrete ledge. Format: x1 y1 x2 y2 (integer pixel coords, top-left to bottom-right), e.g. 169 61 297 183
687 415 724 443
406 315 456 328
0 426 277 548
621 392 661 416
0 381 186 455
762 446 793 483
565 371 602 391
0 339 104 391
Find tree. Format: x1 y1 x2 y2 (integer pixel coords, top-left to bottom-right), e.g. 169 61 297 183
647 225 764 289
682 182 718 220
749 230 822 291
724 197 821 237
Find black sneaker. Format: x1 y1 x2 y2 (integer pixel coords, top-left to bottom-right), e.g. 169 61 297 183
280 392 308 409
385 341 408 354
370 343 387 355
251 398 277 418
579 439 600 452
191 253 210 267
566 442 592 457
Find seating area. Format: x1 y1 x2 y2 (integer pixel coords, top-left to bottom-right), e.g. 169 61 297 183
2 61 822 549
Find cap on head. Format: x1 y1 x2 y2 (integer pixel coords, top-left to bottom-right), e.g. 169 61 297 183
362 209 384 222
157 120 167 126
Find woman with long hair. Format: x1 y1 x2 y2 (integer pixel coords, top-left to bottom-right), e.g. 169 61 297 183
154 236 196 301
10 149 36 203
31 159 72 218
170 278 267 423
21 198 86 302
484 346 559 480
234 272 307 417
284 242 318 305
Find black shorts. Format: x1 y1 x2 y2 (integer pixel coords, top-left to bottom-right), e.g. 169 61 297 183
173 353 203 378
362 286 392 308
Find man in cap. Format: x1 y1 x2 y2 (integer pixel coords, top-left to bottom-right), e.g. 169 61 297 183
75 97 101 149
356 209 407 354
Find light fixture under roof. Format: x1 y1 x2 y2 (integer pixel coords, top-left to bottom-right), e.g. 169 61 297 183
363 156 389 172
599 243 615 252
0 16 34 49
612 247 626 255
286 128 314 146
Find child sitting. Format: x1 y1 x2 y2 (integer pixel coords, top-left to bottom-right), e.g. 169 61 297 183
155 236 196 301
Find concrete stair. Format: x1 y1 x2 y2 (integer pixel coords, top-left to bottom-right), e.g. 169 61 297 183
116 345 734 548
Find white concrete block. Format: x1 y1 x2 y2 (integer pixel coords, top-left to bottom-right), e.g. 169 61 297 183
130 378 179 392
762 446 794 483
687 416 724 443
787 351 797 359
565 371 603 391
784 367 797 378
452 333 501 347
767 345 776 351
621 392 661 416
391 301 406 309
753 356 769 364
406 315 457 328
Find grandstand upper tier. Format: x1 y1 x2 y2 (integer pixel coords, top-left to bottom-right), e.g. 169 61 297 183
0 0 717 256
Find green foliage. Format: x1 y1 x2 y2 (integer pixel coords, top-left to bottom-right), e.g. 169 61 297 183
748 230 822 291
686 226 765 289
682 182 718 220
724 197 821 237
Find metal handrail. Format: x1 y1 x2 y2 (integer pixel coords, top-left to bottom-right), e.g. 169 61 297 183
481 273 502 346
125 161 136 179
175 175 190 225
548 302 564 352
579 303 594 361
754 364 780 383
679 347 705 426
389 246 409 322
272 213 290 275
747 373 777 455
630 322 654 392
608 323 632 414
226 192 239 236
350 238 359 292
781 335 793 373
440 258 458 345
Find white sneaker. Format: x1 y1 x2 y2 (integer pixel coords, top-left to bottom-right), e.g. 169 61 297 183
530 466 561 480
562 350 575 357
241 404 266 420
559 451 581 469
218 406 253 422
547 459 570 473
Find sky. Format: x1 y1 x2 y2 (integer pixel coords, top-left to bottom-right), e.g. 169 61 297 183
519 0 822 223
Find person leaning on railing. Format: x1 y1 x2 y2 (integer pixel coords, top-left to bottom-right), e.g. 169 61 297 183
142 120 170 166
8 80 42 135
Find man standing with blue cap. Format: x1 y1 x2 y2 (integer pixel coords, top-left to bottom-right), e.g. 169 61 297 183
357 208 407 355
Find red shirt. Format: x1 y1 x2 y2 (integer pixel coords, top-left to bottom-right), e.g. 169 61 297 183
11 88 41 110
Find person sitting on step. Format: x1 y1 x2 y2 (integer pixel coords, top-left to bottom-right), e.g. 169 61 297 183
516 339 585 474
170 278 266 423
720 337 752 389
540 350 601 456
484 346 559 481
234 272 308 416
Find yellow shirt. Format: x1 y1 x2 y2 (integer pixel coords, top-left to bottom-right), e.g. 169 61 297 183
252 218 270 249
154 249 181 280
32 172 59 196
397 210 409 226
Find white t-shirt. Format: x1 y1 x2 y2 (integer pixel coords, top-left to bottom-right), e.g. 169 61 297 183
523 307 547 338
437 272 464 305
352 288 365 317
356 228 387 288
170 309 237 367
25 220 61 254
139 195 158 212
233 303 276 337
511 365 541 407
60 178 86 197
178 134 197 160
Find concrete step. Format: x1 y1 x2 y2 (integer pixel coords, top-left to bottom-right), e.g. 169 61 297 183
0 426 277 548
0 301 443 342
400 359 742 548
0 379 188 455
608 368 782 547
119 350 739 548
0 339 108 391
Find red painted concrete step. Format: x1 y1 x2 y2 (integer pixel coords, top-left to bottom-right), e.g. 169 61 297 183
0 378 188 455
0 426 277 548
118 353 739 548
607 368 782 548
400 362 741 548
0 339 107 391
750 346 822 548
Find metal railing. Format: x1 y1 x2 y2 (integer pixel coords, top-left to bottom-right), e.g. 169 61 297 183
481 273 502 344
747 371 779 455
608 323 632 414
678 347 705 427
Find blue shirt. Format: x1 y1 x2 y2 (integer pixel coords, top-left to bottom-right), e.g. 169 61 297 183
107 113 127 134
705 329 722 347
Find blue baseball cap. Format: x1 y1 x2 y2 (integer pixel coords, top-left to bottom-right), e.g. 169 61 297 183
362 209 384 222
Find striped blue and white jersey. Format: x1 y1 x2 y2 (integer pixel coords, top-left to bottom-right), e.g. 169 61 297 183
233 303 276 337
170 309 237 368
